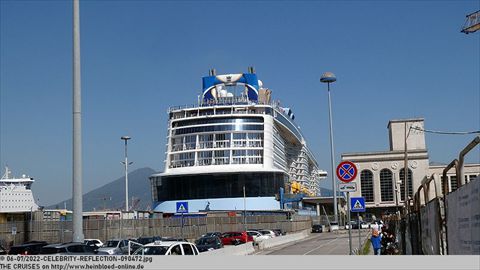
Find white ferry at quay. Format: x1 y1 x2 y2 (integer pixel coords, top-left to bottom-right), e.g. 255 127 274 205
0 167 39 214
150 68 327 213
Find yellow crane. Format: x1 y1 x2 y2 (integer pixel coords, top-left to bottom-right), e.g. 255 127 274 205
461 10 480 34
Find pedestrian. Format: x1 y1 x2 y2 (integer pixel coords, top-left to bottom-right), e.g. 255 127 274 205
371 229 382 255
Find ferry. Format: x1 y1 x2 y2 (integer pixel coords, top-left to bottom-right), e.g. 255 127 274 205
0 167 39 213
150 68 327 212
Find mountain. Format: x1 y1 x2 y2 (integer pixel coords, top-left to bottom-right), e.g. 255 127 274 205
49 167 156 211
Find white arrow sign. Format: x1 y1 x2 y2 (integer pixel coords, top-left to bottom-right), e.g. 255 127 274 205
338 183 357 192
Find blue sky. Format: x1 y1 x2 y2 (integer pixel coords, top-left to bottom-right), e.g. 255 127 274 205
1 0 479 206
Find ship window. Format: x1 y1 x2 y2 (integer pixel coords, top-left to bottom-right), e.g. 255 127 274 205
154 172 287 201
233 133 247 140
199 109 214 116
198 151 213 166
173 117 263 128
173 124 263 136
232 150 246 157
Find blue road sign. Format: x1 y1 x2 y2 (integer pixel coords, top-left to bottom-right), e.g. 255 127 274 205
176 202 189 213
350 197 365 212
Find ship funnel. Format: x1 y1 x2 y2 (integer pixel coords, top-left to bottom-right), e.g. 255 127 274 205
248 66 255 74
209 68 216 76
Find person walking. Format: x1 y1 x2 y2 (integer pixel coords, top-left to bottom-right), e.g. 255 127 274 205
371 229 382 255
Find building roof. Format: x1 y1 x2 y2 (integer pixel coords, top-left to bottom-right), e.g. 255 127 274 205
387 118 424 129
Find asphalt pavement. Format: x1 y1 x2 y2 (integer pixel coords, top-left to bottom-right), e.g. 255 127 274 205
254 229 371 255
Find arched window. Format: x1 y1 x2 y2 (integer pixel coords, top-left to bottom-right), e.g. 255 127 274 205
399 168 413 201
380 169 394 202
360 170 374 202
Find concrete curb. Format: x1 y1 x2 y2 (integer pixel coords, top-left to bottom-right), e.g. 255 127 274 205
200 243 255 256
257 229 310 250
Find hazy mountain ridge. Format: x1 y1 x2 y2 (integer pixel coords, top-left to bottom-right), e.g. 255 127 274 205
48 167 156 211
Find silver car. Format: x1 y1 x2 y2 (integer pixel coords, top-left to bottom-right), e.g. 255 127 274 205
329 222 339 232
97 239 130 255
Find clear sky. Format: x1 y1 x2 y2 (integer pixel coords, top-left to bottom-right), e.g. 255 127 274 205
1 0 479 206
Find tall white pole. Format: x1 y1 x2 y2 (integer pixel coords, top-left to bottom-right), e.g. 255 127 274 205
124 139 129 211
72 0 84 242
327 83 338 223
121 136 131 212
243 185 247 232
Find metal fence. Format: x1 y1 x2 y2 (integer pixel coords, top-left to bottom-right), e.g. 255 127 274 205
395 137 480 255
0 215 312 248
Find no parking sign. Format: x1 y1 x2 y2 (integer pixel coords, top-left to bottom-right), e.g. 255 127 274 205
336 161 358 183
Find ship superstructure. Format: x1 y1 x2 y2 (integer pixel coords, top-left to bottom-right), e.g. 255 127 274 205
0 167 39 213
150 68 327 212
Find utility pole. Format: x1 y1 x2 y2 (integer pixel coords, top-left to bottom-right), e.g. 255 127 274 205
404 122 409 214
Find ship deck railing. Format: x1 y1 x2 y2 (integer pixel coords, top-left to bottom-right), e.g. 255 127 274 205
168 97 280 113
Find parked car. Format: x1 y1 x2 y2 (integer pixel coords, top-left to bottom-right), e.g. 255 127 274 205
201 232 222 238
84 239 103 248
329 222 339 232
272 229 286 236
311 224 323 233
133 241 199 255
220 232 249 245
360 222 369 229
160 237 188 242
137 236 161 245
97 239 138 255
246 231 270 244
195 236 223 252
259 229 276 238
40 242 97 255
8 241 49 255
345 221 359 230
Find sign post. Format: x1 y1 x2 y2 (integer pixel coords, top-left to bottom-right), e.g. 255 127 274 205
176 202 189 239
351 197 366 252
337 161 358 255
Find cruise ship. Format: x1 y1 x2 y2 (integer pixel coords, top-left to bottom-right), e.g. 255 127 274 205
0 167 39 214
150 68 327 212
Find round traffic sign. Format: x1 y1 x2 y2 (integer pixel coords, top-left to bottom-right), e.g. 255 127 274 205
336 161 358 183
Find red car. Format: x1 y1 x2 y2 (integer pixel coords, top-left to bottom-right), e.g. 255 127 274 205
220 232 252 245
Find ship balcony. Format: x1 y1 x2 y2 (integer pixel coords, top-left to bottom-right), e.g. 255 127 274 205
171 140 264 152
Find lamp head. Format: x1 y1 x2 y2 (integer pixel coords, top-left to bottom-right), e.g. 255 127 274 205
121 136 131 141
320 72 337 83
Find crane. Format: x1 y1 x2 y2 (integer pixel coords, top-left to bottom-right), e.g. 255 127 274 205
461 10 480 34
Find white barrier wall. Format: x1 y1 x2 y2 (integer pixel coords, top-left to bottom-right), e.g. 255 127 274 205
420 199 441 254
446 179 480 254
258 229 310 250
200 243 255 256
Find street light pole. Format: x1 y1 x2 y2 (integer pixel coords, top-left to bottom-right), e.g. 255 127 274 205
72 0 84 243
243 185 247 233
121 136 132 212
321 72 338 223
